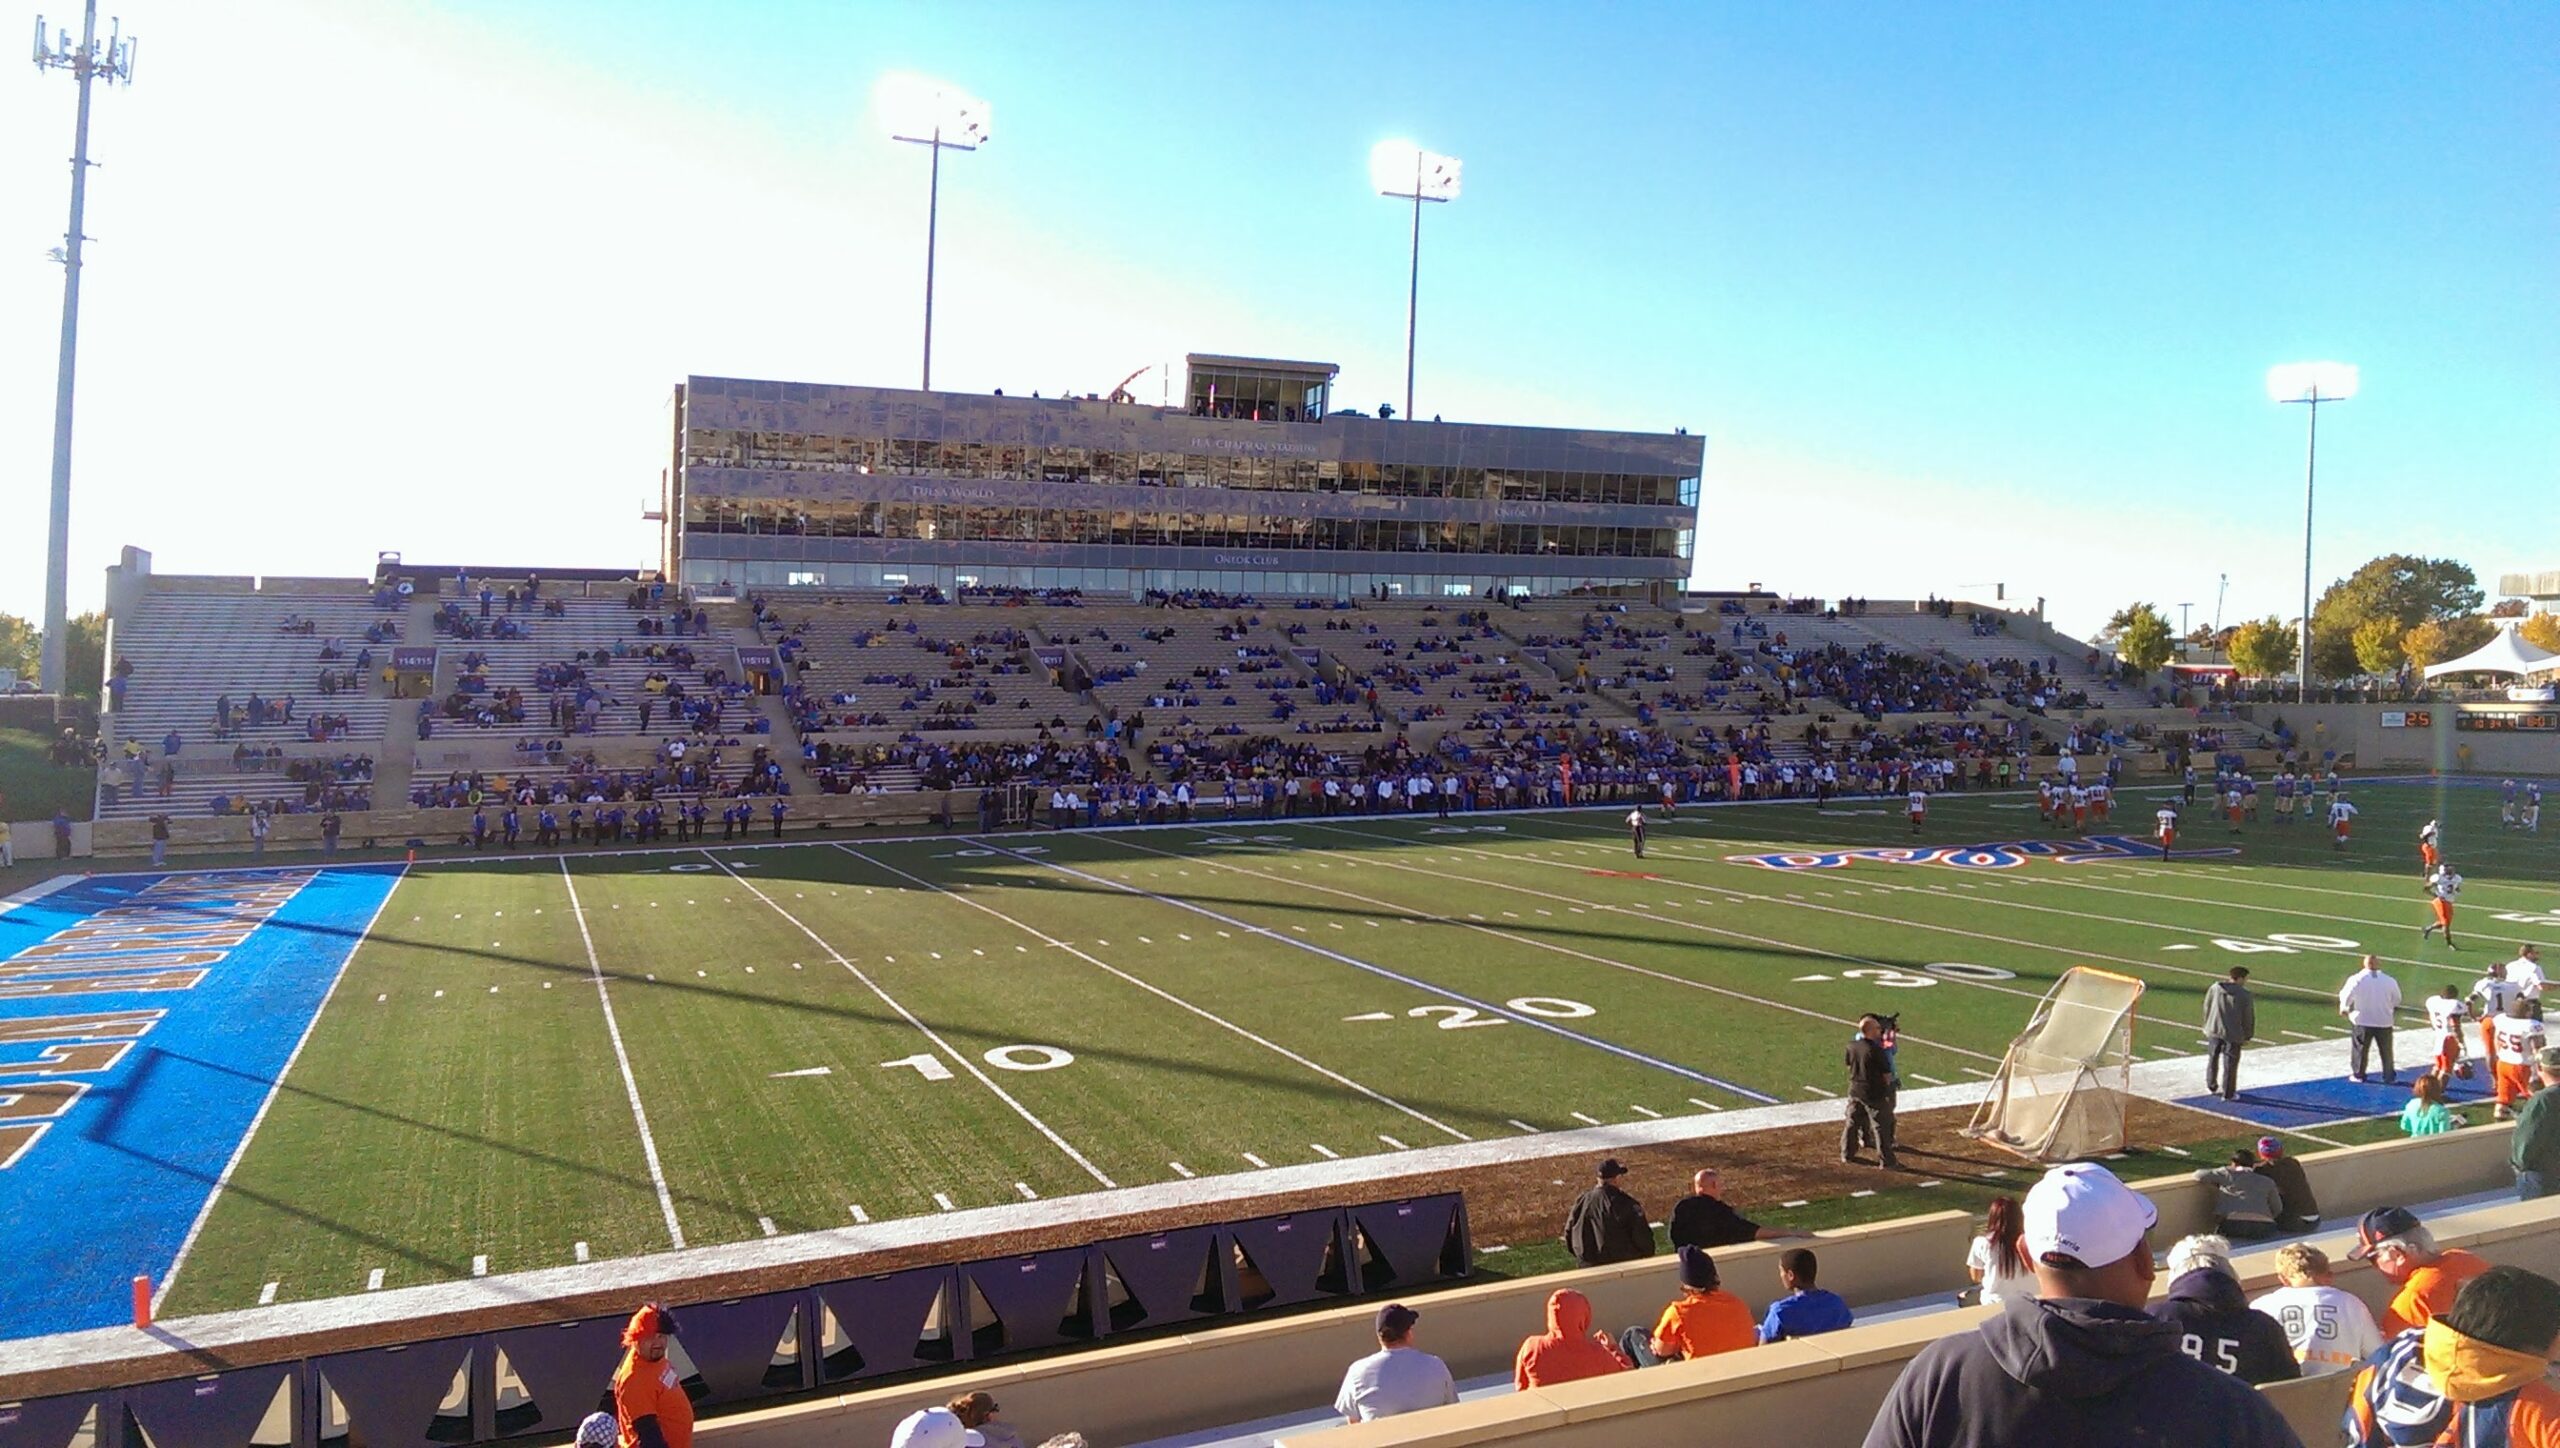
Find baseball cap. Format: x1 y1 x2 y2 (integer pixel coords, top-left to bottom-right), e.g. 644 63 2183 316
2256 1137 2283 1159
1596 1157 1628 1178
2443 1267 2560 1355
574 1414 618 1448
2538 1046 2560 1071
2021 1162 2157 1268
890 1409 985 1448
1374 1303 1420 1337
620 1302 680 1344
2350 1206 2424 1261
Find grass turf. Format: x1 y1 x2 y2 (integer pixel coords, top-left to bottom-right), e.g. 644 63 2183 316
0 725 94 825
153 778 2558 1316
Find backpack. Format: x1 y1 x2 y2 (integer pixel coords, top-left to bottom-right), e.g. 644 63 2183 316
2350 1329 2521 1447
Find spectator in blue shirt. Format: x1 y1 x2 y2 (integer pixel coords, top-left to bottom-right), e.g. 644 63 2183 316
1759 1248 1854 1342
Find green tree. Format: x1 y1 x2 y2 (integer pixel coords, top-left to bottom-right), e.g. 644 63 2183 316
2309 554 2484 679
0 613 36 681
2351 615 2405 677
2113 603 2173 673
2522 612 2560 654
2228 617 2298 680
2401 615 2495 670
2491 599 2529 618
42 612 106 704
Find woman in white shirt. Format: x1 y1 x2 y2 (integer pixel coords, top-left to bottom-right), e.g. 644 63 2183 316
1965 1197 2038 1306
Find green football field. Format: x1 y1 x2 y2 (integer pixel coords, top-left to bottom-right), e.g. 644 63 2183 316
157 778 2560 1316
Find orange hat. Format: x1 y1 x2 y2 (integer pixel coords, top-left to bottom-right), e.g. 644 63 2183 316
622 1302 681 1344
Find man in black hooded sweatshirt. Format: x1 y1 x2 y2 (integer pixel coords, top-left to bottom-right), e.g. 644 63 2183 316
1861 1162 2303 1448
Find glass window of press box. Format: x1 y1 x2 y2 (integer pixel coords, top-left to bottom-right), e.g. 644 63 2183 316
682 497 1681 558
1185 357 1332 422
681 559 1661 600
684 431 1697 507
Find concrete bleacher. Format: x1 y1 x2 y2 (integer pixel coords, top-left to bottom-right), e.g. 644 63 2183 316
98 582 394 819
424 596 743 745
763 596 1079 738
1056 608 1314 727
1324 607 1589 741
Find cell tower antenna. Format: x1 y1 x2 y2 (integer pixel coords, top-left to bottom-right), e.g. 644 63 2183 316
32 1 138 696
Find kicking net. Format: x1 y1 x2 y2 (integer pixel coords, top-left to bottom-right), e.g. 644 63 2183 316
1962 966 2146 1162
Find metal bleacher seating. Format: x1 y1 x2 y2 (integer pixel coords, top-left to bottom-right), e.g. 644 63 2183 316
98 584 392 820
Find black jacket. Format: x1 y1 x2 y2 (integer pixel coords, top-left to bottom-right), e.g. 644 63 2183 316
1861 1295 2304 1448
1562 1182 1655 1267
1846 1036 1898 1105
2146 1269 2302 1386
2253 1155 2319 1222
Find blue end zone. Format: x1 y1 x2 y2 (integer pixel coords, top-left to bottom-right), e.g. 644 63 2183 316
0 865 403 1340
2174 1070 2494 1132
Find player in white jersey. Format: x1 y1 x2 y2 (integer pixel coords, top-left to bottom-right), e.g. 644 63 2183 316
2036 778 2055 823
2492 1001 2547 1118
2421 865 2464 948
2471 961 2520 1063
2224 780 2246 834
2526 783 2544 834
2154 804 2179 860
1907 788 1927 834
2327 794 2357 850
2509 943 2547 1021
2090 780 2112 822
2424 986 2473 1079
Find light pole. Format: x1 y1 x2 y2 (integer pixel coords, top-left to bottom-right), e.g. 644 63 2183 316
1370 140 1461 422
2267 362 2358 704
879 74 990 393
2178 602 2193 658
32 3 137 695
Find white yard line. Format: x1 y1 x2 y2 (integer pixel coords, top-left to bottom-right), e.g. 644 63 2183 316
714 849 1118 1189
849 842 1472 1144
156 863 410 1310
1006 840 1764 1102
1271 824 2021 1063
1128 828 2003 1076
1475 819 2331 1029
558 859 688 1250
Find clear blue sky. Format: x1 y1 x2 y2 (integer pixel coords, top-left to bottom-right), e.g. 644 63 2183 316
2 1 2553 637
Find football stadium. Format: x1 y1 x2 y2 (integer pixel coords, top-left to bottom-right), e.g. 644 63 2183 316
4 9 2558 1448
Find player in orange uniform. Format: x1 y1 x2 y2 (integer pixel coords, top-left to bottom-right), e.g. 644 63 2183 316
2419 820 2442 878
2490 999 2545 1119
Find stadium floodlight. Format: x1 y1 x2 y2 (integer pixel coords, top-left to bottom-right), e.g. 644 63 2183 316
879 73 991 392
32 0 138 697
2267 362 2358 704
1371 140 1462 424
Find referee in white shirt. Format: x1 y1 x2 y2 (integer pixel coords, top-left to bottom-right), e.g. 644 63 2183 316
2338 955 2404 1085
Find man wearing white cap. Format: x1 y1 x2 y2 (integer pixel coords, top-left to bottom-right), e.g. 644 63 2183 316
1861 1162 2304 1448
889 1407 984 1448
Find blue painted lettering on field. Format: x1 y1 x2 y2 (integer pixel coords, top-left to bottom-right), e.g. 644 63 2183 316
1729 836 2240 871
0 865 403 1340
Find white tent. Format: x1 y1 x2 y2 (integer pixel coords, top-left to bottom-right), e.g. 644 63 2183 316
2422 623 2560 680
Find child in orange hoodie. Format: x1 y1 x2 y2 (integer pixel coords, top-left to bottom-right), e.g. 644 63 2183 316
1514 1288 1632 1388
